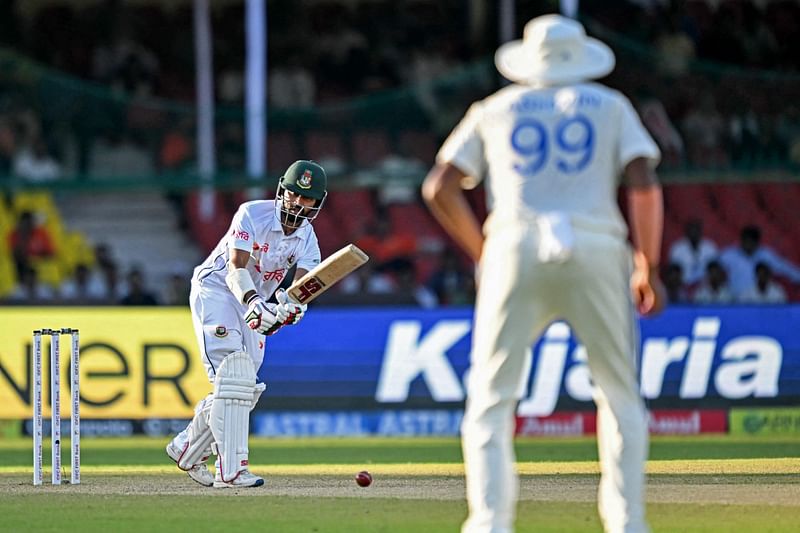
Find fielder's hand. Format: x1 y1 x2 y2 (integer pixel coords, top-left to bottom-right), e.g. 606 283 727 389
275 288 307 326
244 294 280 335
630 252 666 317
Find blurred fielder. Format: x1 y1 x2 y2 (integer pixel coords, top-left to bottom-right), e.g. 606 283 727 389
167 160 327 488
422 15 665 533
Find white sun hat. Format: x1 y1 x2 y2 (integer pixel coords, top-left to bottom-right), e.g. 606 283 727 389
495 14 615 85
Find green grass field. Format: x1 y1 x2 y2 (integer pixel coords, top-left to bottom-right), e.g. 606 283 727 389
1 435 798 532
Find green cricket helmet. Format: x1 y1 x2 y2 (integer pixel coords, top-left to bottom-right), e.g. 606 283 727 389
276 160 328 228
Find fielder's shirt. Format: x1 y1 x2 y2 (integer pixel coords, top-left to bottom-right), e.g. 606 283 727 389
438 82 661 239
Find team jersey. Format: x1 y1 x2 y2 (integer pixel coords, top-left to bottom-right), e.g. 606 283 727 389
437 82 660 238
192 200 321 303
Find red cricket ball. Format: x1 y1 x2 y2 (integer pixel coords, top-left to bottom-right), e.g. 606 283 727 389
355 470 372 487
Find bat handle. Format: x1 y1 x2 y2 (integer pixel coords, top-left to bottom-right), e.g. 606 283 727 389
277 288 303 306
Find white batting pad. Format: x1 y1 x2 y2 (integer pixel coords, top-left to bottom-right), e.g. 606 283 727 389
178 393 214 470
251 382 266 411
209 352 256 482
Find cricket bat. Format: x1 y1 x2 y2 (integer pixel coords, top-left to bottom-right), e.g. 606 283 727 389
286 244 369 304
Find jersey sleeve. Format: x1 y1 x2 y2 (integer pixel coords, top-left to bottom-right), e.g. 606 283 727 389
295 230 321 273
618 97 661 170
228 204 258 254
436 102 487 184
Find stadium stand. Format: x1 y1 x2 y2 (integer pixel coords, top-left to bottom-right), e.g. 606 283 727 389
351 129 393 168
1 0 799 305
267 132 302 174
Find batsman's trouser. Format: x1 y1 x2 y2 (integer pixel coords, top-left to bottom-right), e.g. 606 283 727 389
190 281 264 382
172 282 267 468
461 222 649 533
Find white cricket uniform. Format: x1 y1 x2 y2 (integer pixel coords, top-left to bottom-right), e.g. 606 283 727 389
190 200 320 382
439 82 660 533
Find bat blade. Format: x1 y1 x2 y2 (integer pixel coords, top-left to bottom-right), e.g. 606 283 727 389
286 244 369 304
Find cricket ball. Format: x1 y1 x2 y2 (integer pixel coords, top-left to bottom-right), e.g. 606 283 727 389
355 470 372 487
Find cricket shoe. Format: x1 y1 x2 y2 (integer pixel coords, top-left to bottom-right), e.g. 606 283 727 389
213 465 264 488
165 441 214 487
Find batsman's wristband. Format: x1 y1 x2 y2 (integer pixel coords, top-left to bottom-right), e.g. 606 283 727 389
226 267 257 304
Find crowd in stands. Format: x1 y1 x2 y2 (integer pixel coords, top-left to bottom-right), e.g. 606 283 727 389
593 0 800 171
665 220 800 305
0 0 798 184
0 0 799 306
0 195 187 305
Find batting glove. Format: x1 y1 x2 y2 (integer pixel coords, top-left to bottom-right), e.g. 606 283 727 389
244 294 279 335
275 288 307 326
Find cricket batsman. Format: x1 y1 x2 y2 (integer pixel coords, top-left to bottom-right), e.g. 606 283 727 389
166 160 327 488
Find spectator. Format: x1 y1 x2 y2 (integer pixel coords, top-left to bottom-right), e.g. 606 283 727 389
339 259 395 296
94 243 124 301
310 4 368 94
12 137 62 183
269 53 316 109
668 218 718 285
776 105 800 166
727 104 761 165
218 67 244 104
718 225 800 299
59 263 108 303
426 248 475 306
654 15 696 77
681 93 727 167
406 37 460 120
8 210 55 281
9 264 55 303
693 260 734 304
740 7 779 67
162 271 191 306
159 116 194 172
664 262 689 304
119 267 159 306
0 117 17 175
739 262 787 304
89 131 155 178
636 89 685 167
394 261 437 309
354 216 417 275
92 29 159 97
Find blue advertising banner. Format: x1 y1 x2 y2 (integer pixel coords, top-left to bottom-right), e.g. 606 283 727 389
257 305 800 414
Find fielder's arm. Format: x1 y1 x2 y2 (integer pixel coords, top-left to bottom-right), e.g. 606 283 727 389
624 157 666 316
422 162 484 263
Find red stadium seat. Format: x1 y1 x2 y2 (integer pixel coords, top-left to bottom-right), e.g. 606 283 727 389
662 184 714 225
398 130 439 164
414 255 441 285
185 192 233 254
311 204 345 257
351 129 392 168
700 212 738 249
387 203 446 240
705 183 760 229
756 182 800 226
327 188 378 241
267 132 300 174
662 214 684 261
304 130 346 164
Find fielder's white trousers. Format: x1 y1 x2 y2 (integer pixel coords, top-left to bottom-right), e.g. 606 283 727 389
461 222 649 533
